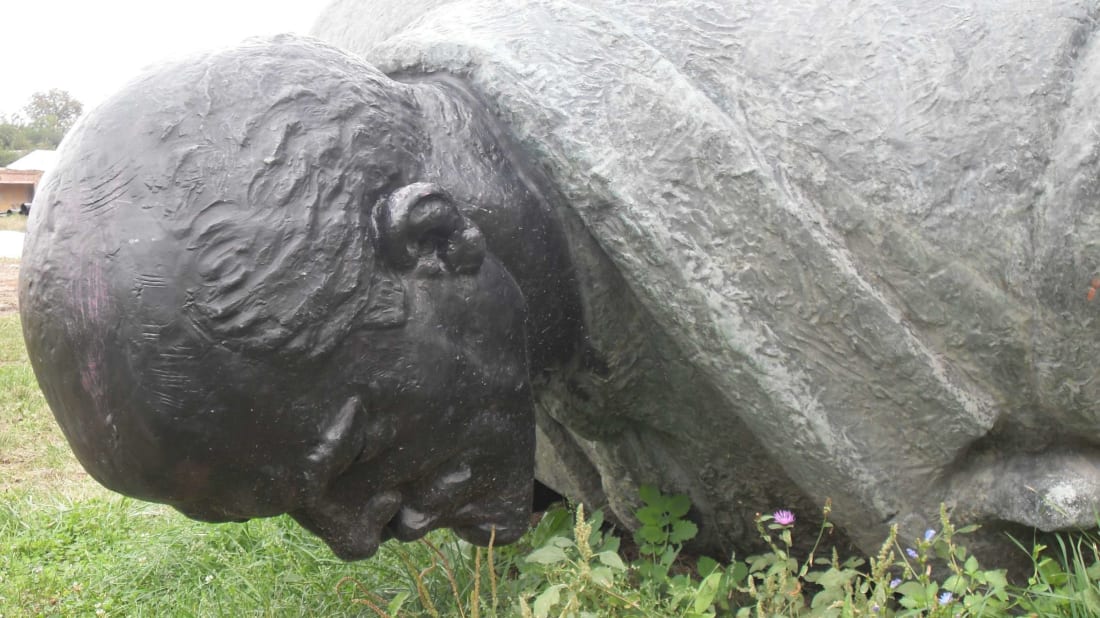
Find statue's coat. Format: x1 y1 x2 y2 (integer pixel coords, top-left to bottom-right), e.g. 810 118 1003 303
314 0 1100 555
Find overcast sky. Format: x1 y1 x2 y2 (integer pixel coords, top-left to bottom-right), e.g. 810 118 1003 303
3 0 333 119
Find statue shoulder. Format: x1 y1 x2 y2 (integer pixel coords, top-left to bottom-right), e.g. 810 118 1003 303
312 0 643 72
311 0 459 52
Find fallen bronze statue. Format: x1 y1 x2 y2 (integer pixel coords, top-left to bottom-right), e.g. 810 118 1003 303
21 0 1100 568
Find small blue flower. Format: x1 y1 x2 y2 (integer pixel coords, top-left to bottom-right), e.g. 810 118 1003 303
889 578 901 589
906 547 918 559
938 591 953 605
871 603 880 613
924 528 936 542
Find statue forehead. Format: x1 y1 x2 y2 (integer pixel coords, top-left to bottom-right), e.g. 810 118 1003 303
63 36 429 224
82 36 417 166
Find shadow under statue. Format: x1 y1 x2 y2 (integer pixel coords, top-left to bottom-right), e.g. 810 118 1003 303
21 0 1100 567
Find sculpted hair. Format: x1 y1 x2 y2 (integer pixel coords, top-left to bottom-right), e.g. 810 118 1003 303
84 35 424 357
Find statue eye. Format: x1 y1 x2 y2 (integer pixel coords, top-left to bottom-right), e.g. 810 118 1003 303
412 233 447 259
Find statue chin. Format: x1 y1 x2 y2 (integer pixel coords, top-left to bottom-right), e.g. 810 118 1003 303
453 522 527 547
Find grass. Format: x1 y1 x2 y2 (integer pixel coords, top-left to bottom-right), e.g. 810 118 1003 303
5 308 1100 616
2 494 354 616
0 312 438 616
0 314 84 496
0 310 539 617
0 487 493 616
0 215 27 232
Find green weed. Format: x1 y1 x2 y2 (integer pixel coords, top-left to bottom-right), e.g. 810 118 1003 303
0 489 495 617
6 307 1100 616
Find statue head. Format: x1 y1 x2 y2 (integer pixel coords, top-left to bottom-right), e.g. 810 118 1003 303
20 35 535 559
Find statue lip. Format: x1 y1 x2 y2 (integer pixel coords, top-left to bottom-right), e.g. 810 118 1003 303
384 505 435 542
384 504 528 546
307 502 528 560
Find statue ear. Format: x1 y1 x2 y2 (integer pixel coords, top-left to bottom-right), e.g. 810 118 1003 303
375 182 486 275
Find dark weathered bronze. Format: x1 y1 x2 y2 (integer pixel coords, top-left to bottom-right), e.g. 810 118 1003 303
19 37 581 559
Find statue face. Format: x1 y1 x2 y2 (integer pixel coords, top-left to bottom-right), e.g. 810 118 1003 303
20 37 538 561
289 252 536 559
153 187 536 560
158 252 535 561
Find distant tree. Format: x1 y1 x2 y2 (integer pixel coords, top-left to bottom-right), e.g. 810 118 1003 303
23 89 84 135
0 90 84 166
0 118 32 166
0 121 31 151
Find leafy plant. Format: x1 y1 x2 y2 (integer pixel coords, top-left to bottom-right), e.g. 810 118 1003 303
883 506 1009 617
519 504 639 617
1011 531 1100 616
633 485 699 586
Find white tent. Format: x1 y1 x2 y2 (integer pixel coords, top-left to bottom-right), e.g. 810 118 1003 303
6 150 57 173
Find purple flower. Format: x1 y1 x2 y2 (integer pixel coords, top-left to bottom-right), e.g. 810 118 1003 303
906 547 918 559
871 604 880 613
889 578 901 589
773 509 795 526
938 591 953 605
924 529 936 542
